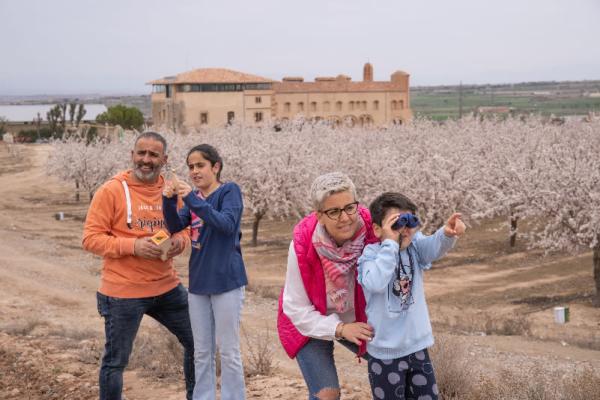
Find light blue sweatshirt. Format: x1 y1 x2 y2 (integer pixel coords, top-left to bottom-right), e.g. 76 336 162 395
357 228 456 359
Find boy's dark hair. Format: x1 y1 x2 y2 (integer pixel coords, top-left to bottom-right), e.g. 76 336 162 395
369 192 418 226
186 143 223 181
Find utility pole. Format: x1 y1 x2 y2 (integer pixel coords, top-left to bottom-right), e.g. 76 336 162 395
34 112 42 142
458 81 463 119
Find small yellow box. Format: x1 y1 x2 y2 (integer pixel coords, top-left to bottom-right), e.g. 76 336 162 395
151 229 172 261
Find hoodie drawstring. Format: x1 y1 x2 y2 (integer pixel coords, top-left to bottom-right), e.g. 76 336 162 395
121 180 133 229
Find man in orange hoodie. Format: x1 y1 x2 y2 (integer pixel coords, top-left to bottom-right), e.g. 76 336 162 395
83 131 194 400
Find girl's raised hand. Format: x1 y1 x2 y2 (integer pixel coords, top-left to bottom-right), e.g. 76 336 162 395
163 180 176 198
177 181 193 198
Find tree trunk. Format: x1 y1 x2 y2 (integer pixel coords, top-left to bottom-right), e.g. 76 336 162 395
593 243 600 307
251 213 264 247
509 214 518 247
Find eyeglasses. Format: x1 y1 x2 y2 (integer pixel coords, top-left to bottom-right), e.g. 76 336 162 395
320 201 359 220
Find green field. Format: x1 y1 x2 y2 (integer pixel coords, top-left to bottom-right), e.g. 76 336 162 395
411 81 600 120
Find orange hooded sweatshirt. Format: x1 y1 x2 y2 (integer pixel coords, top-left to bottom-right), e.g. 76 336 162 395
83 170 188 298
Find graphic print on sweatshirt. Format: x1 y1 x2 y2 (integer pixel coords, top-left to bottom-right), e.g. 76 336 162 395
392 249 414 311
132 203 166 232
190 211 204 250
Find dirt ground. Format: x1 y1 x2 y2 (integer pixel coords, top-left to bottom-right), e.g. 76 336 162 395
0 143 599 399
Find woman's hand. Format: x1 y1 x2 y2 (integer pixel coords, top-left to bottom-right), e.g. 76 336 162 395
338 322 374 346
176 181 193 198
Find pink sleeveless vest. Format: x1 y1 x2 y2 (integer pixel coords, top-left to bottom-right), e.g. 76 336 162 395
277 206 378 358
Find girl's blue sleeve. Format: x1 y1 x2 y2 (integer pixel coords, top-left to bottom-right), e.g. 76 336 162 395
358 240 399 293
163 195 192 234
413 228 456 268
182 182 242 235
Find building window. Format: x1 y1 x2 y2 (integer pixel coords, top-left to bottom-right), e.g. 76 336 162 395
373 100 379 110
284 102 291 112
298 102 304 112
399 100 404 109
391 100 398 110
310 102 317 112
324 101 331 112
255 96 262 104
227 111 235 125
349 101 355 111
336 101 342 111
361 101 367 111
255 112 263 122
200 112 208 125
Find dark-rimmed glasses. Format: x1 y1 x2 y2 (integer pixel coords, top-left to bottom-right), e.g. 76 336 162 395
320 201 359 221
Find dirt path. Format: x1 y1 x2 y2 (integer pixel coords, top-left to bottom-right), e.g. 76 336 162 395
0 143 599 399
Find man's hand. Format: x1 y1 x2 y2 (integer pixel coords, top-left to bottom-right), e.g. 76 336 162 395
166 236 186 259
444 213 466 237
338 322 374 346
134 238 163 259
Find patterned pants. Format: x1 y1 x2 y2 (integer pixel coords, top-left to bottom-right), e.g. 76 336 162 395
368 349 438 400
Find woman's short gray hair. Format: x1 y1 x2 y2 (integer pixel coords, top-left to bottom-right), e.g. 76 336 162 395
310 172 357 210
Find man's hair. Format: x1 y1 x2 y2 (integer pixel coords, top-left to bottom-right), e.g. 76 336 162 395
369 192 417 226
134 131 167 153
310 172 356 210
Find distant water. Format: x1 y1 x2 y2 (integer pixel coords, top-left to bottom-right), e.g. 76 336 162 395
0 104 107 122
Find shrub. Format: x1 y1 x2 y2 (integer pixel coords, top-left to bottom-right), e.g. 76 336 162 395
242 324 277 377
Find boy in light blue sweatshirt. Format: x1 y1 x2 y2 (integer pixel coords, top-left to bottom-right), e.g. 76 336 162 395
358 192 465 400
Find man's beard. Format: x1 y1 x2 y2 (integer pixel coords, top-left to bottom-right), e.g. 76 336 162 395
133 163 161 182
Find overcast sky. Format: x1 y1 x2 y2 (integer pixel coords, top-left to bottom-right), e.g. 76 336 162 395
1 0 599 95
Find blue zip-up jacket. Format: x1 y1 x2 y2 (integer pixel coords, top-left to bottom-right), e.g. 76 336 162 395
163 182 248 295
357 228 456 359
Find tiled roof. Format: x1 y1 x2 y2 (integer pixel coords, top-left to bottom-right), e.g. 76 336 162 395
149 68 274 84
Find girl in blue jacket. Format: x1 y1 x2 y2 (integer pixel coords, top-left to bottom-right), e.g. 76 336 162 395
163 144 247 400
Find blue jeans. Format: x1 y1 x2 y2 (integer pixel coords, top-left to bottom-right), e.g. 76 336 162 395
188 287 245 400
96 284 195 400
296 338 368 400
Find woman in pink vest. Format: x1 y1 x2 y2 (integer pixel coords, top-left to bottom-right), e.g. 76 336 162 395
278 172 377 400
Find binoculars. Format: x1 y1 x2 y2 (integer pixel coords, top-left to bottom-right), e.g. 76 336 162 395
391 213 420 230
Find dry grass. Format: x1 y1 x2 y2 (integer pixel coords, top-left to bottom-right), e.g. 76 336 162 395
437 311 531 337
430 335 600 400
246 283 281 301
242 324 278 377
0 317 47 336
430 335 477 400
128 325 184 380
561 367 600 400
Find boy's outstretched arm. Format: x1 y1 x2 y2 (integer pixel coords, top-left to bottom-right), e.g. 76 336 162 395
415 213 466 266
358 241 399 293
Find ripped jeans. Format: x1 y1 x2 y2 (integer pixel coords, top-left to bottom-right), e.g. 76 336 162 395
296 338 368 400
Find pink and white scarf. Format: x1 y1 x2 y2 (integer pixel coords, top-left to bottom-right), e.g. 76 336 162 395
312 218 366 313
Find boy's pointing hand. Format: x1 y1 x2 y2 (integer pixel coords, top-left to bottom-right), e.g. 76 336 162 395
444 213 466 237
